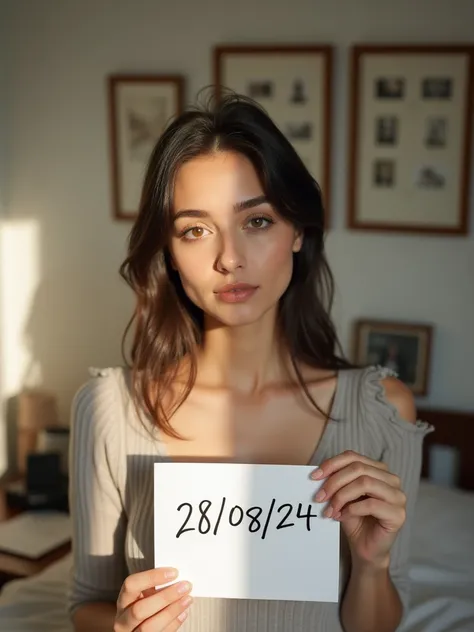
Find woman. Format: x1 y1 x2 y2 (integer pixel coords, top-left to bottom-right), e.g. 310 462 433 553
68 91 433 632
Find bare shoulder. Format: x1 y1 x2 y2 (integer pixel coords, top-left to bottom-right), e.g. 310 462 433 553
381 376 417 424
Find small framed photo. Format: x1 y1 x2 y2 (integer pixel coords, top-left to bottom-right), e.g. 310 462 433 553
348 45 474 235
375 77 405 99
422 78 452 99
373 159 395 187
108 75 184 220
352 319 433 396
424 117 447 148
375 116 398 146
214 44 333 226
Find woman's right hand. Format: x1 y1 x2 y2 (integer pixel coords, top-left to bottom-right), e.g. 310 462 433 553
114 567 193 631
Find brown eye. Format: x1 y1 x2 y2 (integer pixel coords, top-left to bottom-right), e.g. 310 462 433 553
247 216 273 230
181 225 210 240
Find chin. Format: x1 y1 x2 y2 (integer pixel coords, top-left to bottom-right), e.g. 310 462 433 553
221 316 264 328
207 294 284 328
211 306 265 328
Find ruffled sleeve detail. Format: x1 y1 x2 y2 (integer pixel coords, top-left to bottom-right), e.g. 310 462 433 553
359 365 434 623
363 365 434 436
88 366 113 378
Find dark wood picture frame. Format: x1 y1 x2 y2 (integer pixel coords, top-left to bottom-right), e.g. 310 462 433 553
108 74 184 220
348 44 474 235
352 319 433 396
214 44 333 226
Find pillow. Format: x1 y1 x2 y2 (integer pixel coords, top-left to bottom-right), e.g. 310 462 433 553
410 480 474 578
401 482 474 632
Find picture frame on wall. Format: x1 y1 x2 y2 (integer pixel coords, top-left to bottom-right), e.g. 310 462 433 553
352 319 433 396
108 75 184 220
348 45 474 234
214 45 333 225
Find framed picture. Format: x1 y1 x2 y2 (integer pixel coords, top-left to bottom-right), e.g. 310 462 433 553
352 319 433 396
214 45 333 225
348 45 474 234
108 75 184 220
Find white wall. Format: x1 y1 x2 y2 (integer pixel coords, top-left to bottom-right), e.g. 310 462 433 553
1 0 473 471
0 1 12 474
0 7 8 216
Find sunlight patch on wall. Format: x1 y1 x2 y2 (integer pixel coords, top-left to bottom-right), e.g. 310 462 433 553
0 218 41 473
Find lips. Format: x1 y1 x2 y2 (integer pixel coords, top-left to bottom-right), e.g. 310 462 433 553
215 283 258 294
214 282 259 303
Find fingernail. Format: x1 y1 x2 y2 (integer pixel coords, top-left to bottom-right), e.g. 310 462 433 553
180 595 193 607
315 489 326 502
177 581 192 594
334 511 342 521
178 608 190 622
312 469 323 479
164 568 178 579
324 505 333 518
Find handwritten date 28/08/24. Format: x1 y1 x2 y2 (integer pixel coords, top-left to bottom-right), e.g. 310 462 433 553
176 498 319 540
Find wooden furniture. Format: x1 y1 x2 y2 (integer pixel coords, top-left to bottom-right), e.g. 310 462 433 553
0 487 71 588
418 407 474 491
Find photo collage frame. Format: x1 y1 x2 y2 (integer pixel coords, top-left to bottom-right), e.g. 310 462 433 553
107 44 473 238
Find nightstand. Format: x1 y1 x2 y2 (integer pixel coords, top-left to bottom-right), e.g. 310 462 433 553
0 486 71 588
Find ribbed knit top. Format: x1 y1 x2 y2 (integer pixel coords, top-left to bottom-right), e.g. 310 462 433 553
68 364 433 631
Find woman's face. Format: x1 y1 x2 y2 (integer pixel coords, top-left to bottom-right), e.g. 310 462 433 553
169 151 302 327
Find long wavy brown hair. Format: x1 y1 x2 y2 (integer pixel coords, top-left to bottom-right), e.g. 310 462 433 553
119 89 353 437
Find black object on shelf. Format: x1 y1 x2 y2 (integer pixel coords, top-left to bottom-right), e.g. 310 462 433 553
6 452 69 512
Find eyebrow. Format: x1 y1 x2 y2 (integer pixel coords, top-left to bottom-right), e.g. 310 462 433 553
173 195 269 221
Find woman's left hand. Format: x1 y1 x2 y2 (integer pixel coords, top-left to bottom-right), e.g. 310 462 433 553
312 450 407 569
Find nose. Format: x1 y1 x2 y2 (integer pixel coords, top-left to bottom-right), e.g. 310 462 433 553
215 229 246 273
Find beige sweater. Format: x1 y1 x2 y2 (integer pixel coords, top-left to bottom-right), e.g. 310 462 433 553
67 365 433 631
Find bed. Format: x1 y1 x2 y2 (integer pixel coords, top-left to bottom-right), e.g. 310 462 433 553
0 407 473 632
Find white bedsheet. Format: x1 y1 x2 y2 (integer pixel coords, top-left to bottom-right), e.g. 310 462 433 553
0 481 473 632
399 481 474 632
0 554 73 631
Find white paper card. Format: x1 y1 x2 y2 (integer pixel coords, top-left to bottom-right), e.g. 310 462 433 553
154 463 340 602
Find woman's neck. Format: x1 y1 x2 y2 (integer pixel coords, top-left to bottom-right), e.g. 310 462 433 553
196 309 291 395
